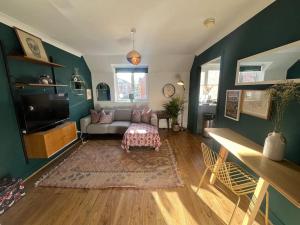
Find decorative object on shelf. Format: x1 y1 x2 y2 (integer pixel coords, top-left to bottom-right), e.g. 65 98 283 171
86 89 92 100
163 96 184 132
39 75 53 85
96 82 111 101
241 90 271 120
162 83 175 98
176 77 186 131
15 82 67 89
126 28 141 65
129 93 134 102
70 68 85 95
14 27 49 62
263 81 300 161
224 90 242 121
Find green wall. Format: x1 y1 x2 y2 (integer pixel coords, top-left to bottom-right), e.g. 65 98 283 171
0 22 93 179
188 0 300 224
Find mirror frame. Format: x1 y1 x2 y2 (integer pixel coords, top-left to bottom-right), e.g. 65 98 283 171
235 40 300 86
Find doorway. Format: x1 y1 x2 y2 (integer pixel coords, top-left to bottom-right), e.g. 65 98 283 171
197 57 221 134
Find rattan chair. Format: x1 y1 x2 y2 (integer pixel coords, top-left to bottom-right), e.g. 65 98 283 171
198 143 269 225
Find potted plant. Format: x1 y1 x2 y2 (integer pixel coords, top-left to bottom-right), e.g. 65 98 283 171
263 81 300 161
163 97 184 132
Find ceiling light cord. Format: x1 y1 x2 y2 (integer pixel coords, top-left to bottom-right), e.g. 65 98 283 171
131 29 135 50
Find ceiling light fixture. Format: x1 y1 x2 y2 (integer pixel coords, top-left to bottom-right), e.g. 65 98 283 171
203 18 216 28
126 28 141 65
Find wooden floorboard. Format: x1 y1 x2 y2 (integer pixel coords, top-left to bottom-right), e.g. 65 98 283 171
0 131 266 225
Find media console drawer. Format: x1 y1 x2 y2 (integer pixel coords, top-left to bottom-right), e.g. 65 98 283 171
24 122 77 159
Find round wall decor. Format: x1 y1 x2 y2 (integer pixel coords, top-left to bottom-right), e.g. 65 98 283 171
162 83 175 98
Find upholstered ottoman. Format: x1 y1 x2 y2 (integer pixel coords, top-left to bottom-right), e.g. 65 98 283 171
121 123 161 152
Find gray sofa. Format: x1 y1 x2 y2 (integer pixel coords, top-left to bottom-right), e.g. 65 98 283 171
80 108 158 134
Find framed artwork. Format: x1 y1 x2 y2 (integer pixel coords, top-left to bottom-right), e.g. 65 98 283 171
86 89 92 100
14 27 49 62
162 83 175 98
224 90 242 121
241 90 271 120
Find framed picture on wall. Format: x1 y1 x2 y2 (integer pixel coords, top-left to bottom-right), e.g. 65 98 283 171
224 90 242 121
86 89 92 100
14 27 49 62
241 90 271 120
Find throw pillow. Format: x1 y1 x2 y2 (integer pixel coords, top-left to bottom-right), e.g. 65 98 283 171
99 110 113 124
131 110 141 123
90 109 100 124
141 107 152 124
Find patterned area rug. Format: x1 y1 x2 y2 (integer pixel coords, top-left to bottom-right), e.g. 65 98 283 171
36 139 183 189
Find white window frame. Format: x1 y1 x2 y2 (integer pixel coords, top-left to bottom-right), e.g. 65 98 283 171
114 70 149 102
199 67 220 104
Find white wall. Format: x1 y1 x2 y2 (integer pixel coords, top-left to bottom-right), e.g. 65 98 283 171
84 54 193 128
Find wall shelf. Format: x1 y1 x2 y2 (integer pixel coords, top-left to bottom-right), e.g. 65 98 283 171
15 82 68 89
8 55 64 68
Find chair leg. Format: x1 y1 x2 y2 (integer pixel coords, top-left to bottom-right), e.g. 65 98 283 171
229 196 241 225
265 191 269 225
197 167 208 192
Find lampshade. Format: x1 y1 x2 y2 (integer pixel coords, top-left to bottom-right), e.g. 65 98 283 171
126 28 141 65
177 80 185 86
126 50 141 65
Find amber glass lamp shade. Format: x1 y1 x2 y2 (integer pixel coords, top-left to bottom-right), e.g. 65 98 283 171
126 50 141 65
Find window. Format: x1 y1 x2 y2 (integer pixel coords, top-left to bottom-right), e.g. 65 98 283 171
115 68 148 102
199 69 220 104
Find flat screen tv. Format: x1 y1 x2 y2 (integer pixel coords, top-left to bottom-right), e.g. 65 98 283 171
20 93 70 133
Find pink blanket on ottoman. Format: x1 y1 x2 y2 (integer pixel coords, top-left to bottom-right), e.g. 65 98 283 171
121 123 161 152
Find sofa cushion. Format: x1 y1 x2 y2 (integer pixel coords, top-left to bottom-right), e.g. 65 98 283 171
107 121 131 134
104 109 115 120
114 109 132 121
141 108 152 124
131 110 141 123
90 109 100 124
86 123 110 134
99 110 113 124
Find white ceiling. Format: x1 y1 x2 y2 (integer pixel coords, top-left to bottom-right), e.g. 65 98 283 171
0 0 274 56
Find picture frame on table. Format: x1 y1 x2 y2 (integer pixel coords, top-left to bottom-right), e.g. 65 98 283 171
224 90 242 121
14 27 49 62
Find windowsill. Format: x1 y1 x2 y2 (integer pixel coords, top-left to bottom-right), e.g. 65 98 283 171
199 103 217 106
114 100 149 103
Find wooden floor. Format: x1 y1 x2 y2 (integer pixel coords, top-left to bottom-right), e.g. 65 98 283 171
0 131 266 225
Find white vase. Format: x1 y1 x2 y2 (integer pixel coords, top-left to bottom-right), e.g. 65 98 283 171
263 132 286 161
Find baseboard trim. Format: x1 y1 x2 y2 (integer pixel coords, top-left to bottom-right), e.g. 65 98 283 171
24 138 81 182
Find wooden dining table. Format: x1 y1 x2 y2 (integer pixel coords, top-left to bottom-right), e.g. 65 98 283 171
205 128 300 225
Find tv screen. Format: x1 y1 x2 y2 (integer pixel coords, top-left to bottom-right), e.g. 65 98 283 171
20 93 70 133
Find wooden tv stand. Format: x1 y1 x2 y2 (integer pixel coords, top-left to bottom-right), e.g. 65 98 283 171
24 122 77 159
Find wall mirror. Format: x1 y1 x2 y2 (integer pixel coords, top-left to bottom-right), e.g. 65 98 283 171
235 40 300 85
96 82 111 101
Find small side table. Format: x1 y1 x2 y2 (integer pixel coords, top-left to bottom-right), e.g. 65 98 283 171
156 110 170 130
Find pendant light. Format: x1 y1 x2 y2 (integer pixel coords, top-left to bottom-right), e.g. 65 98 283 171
126 28 141 65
